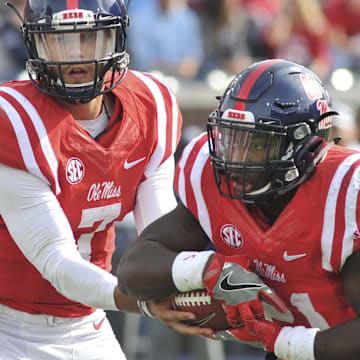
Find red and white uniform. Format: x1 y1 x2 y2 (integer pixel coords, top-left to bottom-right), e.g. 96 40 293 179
175 133 360 330
0 71 182 317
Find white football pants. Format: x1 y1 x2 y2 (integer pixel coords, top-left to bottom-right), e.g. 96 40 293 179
0 304 126 360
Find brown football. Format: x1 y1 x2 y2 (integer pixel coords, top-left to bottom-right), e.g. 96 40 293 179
172 289 230 330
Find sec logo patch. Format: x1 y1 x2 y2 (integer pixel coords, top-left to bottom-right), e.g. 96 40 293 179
66 157 85 185
220 224 243 248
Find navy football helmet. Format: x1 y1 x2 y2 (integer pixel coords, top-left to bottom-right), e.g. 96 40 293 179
207 59 337 204
21 0 130 103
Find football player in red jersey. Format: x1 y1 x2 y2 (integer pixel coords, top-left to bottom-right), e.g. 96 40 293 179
0 0 196 359
118 59 360 360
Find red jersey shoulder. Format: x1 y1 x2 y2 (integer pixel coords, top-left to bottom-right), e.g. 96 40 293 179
111 70 182 173
318 145 360 173
175 133 213 215
0 81 67 180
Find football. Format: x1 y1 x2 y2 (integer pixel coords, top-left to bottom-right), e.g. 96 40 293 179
172 289 230 330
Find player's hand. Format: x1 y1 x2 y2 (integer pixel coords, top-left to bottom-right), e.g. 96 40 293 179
147 299 214 338
212 308 282 353
202 253 286 327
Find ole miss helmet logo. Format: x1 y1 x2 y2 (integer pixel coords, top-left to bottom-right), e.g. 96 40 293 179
300 74 323 101
317 100 333 130
220 224 244 248
66 157 85 185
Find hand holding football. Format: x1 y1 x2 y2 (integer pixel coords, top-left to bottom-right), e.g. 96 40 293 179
172 289 230 330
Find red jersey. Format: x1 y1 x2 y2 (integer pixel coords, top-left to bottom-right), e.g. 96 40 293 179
0 71 182 316
175 133 360 330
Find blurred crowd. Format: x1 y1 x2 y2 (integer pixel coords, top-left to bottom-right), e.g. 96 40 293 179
125 0 360 81
2 0 360 83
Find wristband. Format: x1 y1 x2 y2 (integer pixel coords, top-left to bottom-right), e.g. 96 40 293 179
137 300 156 319
171 250 214 292
274 326 319 360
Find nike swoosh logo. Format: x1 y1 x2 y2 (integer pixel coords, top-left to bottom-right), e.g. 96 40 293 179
93 316 106 331
219 271 265 291
190 313 216 326
124 157 146 170
283 251 307 262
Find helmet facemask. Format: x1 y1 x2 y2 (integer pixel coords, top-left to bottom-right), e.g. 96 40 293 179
208 109 300 204
23 9 129 103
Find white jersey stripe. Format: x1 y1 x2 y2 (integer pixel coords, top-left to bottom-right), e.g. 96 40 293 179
341 165 360 269
321 153 360 271
190 141 212 241
170 92 179 154
177 134 204 207
0 87 61 195
132 71 167 178
149 73 179 154
0 95 49 185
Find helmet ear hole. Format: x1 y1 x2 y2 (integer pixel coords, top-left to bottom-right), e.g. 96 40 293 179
294 136 326 178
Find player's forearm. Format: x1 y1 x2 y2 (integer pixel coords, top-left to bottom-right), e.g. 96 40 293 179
117 239 178 300
118 201 210 300
113 286 141 313
314 318 360 360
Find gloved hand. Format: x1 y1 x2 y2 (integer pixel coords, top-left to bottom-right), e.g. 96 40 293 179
202 253 286 327
213 314 282 352
213 300 319 360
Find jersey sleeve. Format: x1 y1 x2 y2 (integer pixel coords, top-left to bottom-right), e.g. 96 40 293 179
320 153 360 273
131 71 183 179
133 156 177 234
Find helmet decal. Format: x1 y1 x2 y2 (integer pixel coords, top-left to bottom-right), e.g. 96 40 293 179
317 100 333 130
222 109 255 128
66 0 79 9
300 74 323 101
53 10 92 24
234 59 283 111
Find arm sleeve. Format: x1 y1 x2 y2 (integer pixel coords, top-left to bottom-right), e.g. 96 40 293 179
133 155 177 234
0 163 118 311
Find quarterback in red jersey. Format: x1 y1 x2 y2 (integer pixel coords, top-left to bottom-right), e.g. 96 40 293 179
118 59 360 360
0 0 192 359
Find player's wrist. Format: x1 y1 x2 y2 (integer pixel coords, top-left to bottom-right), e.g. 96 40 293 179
137 300 156 318
274 326 319 360
171 250 214 292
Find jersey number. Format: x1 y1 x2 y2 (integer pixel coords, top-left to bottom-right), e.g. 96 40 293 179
263 293 329 329
77 204 121 261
